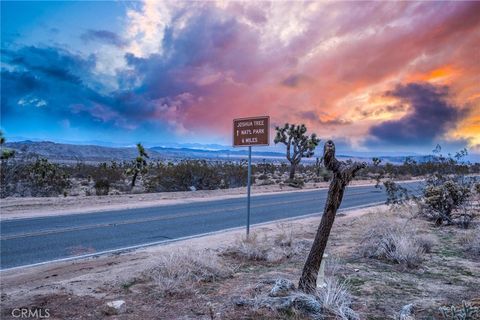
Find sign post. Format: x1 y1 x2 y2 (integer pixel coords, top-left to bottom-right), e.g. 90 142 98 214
233 116 270 236
247 146 252 235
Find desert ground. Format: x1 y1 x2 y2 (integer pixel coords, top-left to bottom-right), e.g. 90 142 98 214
1 204 478 319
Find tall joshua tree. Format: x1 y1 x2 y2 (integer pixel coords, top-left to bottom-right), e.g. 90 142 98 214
274 123 320 180
126 143 149 188
298 140 366 294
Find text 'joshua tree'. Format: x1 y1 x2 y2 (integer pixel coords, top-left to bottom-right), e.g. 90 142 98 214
274 123 320 180
298 140 366 294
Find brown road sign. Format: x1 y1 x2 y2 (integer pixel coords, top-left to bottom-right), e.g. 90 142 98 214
233 116 270 147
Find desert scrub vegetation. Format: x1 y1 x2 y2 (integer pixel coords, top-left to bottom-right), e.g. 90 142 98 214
223 231 305 263
0 158 252 197
145 249 234 297
2 136 479 198
439 301 480 320
377 146 480 230
1 158 71 197
360 219 435 268
145 159 249 192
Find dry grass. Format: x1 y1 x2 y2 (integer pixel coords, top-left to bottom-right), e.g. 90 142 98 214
360 219 435 268
460 227 480 256
223 230 305 263
274 223 294 247
224 232 272 261
316 277 359 320
146 249 233 297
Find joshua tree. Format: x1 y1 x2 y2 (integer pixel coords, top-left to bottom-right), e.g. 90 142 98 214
274 123 320 180
0 130 15 161
125 143 149 188
298 140 366 294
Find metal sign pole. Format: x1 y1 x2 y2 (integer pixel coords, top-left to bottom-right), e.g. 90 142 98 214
233 116 269 237
246 145 252 236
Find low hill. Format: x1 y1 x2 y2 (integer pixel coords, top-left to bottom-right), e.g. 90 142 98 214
4 141 162 162
6 140 474 164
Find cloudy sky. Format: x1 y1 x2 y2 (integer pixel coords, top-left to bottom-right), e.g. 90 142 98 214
1 1 479 154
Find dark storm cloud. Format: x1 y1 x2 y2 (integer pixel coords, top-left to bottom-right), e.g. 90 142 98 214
0 43 178 133
2 46 95 84
369 82 467 146
1 70 42 117
81 29 127 48
1 45 114 126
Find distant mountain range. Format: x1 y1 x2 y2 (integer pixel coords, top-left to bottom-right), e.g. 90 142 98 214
3 140 479 164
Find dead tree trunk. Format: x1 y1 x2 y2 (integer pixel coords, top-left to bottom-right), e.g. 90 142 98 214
298 140 366 294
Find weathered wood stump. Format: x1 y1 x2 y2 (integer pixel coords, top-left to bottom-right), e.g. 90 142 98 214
298 140 366 294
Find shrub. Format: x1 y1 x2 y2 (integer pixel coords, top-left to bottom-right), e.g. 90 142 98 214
257 178 275 186
94 179 110 196
147 249 232 297
274 224 294 247
360 221 434 268
224 233 272 262
257 173 269 180
440 301 479 320
423 179 470 225
287 178 305 188
223 230 305 263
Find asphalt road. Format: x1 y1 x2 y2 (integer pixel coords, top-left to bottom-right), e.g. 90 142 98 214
0 181 423 270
